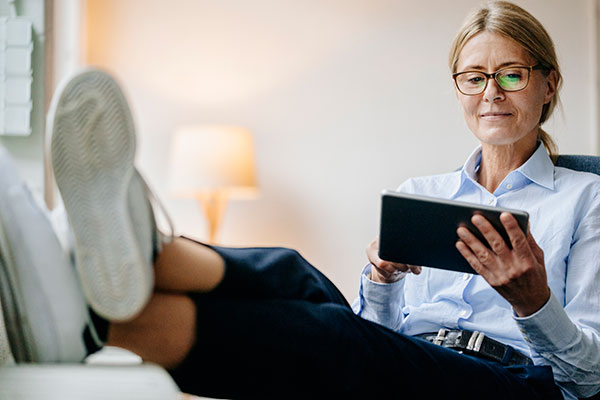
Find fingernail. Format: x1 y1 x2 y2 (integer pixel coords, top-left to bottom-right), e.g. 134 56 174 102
501 212 514 223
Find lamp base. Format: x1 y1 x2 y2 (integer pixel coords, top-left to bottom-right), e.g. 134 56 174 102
197 192 228 244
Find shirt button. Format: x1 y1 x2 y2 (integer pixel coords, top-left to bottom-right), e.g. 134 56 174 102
506 183 513 189
462 273 470 281
488 199 494 205
459 310 468 317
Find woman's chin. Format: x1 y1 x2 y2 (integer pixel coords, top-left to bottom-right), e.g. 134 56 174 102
471 126 537 148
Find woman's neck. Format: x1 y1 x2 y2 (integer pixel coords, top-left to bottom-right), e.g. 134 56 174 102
477 137 538 193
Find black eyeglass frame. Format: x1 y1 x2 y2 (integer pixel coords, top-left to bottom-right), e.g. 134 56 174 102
452 64 549 96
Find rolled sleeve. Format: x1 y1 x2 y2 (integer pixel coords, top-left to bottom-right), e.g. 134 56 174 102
352 264 405 330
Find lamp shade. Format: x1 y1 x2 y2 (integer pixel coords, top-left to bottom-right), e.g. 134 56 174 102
168 125 258 199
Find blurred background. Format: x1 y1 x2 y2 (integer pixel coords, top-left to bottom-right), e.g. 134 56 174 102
2 0 598 300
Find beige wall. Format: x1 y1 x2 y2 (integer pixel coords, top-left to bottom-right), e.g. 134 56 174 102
71 0 597 300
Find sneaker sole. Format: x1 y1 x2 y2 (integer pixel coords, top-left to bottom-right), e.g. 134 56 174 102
49 69 153 321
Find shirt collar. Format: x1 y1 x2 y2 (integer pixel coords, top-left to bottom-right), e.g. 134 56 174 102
452 145 483 197
516 143 555 190
462 145 483 182
454 142 555 196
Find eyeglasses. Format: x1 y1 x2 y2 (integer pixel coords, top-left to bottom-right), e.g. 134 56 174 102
452 64 547 96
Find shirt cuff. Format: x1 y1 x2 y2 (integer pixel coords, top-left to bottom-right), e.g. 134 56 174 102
360 264 405 305
513 292 579 353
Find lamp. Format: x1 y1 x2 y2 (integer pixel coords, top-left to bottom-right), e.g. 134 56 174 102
168 125 259 243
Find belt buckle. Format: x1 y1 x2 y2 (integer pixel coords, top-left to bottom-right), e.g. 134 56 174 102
466 331 485 353
433 328 447 345
435 329 485 354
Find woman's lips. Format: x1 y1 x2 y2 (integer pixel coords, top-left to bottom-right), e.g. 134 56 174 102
480 112 513 120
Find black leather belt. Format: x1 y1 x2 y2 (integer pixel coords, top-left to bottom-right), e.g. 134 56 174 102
416 329 533 366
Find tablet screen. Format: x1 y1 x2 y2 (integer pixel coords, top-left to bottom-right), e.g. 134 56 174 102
378 191 529 274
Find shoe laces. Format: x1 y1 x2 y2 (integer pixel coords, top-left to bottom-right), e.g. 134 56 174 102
136 170 175 244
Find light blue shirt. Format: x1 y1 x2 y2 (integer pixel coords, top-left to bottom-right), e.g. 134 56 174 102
353 144 600 399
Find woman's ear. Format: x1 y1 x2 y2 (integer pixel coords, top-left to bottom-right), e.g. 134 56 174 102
543 69 558 104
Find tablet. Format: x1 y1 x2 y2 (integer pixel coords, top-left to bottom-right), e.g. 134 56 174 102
378 191 529 274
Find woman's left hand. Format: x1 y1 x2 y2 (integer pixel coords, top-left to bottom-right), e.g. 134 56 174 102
455 212 551 317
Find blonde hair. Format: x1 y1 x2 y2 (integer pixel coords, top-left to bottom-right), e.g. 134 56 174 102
449 1 562 162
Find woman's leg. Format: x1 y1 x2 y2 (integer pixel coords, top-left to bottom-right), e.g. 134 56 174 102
90 207 560 399
153 237 225 293
108 236 352 370
112 291 561 400
106 291 197 369
155 237 349 306
109 249 562 400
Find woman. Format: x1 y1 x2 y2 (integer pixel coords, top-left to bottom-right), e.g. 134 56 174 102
45 1 600 399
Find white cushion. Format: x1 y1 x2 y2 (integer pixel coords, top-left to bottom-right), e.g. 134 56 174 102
0 145 89 362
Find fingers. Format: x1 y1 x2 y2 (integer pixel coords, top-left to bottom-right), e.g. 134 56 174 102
366 236 421 283
455 239 485 274
526 225 545 263
471 214 510 257
407 264 422 274
367 236 421 274
459 214 529 262
372 261 404 275
370 263 398 281
456 222 498 274
373 260 421 275
499 213 532 258
457 213 542 279
372 262 421 280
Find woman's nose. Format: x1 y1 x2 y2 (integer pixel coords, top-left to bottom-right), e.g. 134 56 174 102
482 77 505 103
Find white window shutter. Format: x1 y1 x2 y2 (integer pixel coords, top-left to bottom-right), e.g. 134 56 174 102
0 16 33 136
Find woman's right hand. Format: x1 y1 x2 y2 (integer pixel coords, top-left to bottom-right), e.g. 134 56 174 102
366 237 422 283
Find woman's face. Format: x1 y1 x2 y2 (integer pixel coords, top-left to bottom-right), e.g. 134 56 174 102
455 31 556 148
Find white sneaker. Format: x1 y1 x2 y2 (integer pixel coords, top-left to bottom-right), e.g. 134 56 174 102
49 68 165 321
84 345 143 366
0 145 89 362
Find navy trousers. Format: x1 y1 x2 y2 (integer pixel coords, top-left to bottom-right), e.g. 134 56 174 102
168 244 564 399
